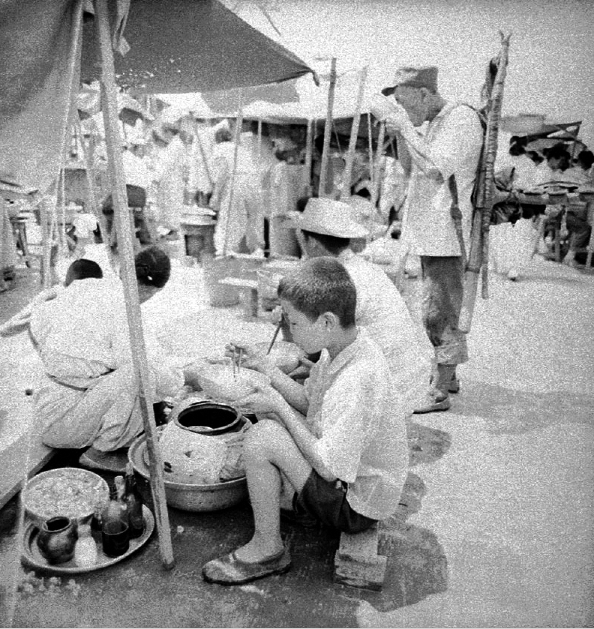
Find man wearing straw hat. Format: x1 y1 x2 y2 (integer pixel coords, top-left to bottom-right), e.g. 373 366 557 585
294 197 432 416
373 65 483 413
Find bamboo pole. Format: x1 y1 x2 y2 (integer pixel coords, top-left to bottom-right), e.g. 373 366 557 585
366 112 374 196
221 89 244 256
257 118 263 159
303 118 314 197
340 66 368 200
586 201 594 268
459 32 511 333
319 58 337 198
94 0 174 570
75 116 112 264
371 121 386 210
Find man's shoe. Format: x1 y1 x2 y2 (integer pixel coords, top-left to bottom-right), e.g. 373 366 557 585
202 546 291 585
413 392 451 414
79 447 129 474
448 377 460 394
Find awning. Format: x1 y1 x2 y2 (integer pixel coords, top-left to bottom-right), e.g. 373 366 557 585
81 0 314 94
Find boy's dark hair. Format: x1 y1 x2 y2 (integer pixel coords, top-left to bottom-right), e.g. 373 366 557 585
277 257 356 328
135 246 171 289
301 229 350 256
65 258 103 287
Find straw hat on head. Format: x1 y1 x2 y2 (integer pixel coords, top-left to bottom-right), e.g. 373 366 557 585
295 198 369 239
382 65 439 96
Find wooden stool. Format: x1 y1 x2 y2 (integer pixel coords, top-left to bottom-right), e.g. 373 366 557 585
333 523 388 591
219 277 259 318
10 217 32 268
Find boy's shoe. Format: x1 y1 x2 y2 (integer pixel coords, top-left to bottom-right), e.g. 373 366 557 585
202 546 291 585
79 447 129 474
413 391 451 414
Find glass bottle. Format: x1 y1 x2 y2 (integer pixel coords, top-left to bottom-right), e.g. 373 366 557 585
101 477 129 558
91 504 103 544
74 523 98 568
124 463 145 539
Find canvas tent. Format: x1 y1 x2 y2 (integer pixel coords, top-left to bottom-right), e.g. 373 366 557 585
0 0 314 570
0 0 314 195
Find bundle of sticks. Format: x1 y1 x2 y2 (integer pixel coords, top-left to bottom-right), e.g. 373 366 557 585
459 31 512 333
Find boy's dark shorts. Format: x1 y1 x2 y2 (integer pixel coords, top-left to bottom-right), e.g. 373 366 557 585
293 470 377 534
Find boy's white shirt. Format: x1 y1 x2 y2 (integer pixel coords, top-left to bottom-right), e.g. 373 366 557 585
303 328 409 520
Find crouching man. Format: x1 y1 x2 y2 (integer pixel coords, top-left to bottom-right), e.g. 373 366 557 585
202 257 409 585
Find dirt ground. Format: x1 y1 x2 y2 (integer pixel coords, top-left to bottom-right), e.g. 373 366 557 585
1 252 593 628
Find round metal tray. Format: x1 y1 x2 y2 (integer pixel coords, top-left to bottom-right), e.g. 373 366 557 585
21 506 154 575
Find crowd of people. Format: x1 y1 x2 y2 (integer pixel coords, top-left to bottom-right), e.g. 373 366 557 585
490 137 594 280
3 61 593 586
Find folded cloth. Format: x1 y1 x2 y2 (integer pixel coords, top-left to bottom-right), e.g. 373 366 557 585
79 447 129 474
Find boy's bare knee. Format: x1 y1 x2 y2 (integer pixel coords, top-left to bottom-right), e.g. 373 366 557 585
244 420 287 458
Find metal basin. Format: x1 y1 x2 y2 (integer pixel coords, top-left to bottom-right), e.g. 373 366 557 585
128 431 248 512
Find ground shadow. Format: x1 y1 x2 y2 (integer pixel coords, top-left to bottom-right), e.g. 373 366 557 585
407 422 452 467
451 380 594 435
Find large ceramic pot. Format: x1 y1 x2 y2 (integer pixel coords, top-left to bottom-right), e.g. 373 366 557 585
170 399 244 436
36 516 78 565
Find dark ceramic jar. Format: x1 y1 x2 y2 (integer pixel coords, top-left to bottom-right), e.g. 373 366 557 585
37 516 78 565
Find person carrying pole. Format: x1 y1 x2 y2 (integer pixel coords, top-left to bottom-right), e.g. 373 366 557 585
372 65 483 413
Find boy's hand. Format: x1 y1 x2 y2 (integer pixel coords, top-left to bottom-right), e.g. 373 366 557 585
225 342 276 376
236 383 286 417
287 357 315 381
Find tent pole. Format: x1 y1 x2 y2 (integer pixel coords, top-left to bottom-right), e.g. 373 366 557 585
75 115 112 265
94 0 175 570
340 66 368 201
303 118 313 197
222 89 244 256
257 118 263 159
319 58 337 198
371 121 386 211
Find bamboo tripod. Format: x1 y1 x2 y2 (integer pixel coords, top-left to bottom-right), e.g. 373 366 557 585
94 0 174 569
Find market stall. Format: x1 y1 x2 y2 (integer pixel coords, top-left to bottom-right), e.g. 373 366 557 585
0 0 315 599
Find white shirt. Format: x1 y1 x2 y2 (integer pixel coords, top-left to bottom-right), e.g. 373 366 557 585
304 329 409 520
339 249 432 415
122 149 150 190
30 277 183 397
402 103 483 256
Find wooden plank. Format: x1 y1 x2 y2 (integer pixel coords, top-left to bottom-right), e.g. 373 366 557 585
0 434 54 510
219 277 258 289
333 523 387 591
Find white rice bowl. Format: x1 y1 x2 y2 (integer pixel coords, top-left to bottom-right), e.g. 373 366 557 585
195 364 270 402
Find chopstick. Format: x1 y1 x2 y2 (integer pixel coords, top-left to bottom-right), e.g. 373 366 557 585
237 348 243 375
232 347 237 380
266 319 283 355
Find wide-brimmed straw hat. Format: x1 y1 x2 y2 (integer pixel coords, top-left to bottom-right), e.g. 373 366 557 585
295 198 369 239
